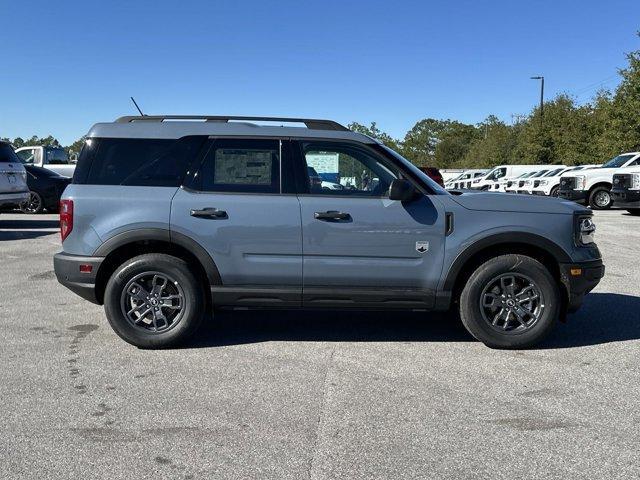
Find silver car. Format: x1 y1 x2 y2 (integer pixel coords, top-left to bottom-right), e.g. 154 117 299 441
0 142 29 209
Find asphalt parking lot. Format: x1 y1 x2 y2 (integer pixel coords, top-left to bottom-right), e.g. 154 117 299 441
1 210 639 479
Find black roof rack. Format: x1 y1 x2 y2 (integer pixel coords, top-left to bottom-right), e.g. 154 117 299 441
115 115 349 131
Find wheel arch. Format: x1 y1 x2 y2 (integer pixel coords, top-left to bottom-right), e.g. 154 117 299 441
93 228 221 305
441 232 570 309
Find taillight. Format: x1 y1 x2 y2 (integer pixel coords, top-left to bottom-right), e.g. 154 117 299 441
60 199 73 242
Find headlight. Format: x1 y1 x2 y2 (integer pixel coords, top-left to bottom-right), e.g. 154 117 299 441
539 180 548 186
574 175 586 190
524 180 531 186
576 215 596 246
631 173 640 190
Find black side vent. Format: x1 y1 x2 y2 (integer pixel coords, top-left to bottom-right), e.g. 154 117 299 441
445 212 454 236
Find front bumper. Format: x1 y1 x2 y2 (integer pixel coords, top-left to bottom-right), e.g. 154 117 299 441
558 190 588 203
559 259 605 313
611 189 640 209
54 252 104 304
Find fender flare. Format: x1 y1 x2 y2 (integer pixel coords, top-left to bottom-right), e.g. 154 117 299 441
441 231 572 292
93 228 222 286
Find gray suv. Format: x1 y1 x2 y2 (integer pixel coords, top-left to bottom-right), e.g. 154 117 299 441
54 115 604 349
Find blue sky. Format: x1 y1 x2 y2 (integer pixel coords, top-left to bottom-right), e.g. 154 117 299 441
1 0 639 145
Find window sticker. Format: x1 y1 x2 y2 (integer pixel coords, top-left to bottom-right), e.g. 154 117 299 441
214 149 273 185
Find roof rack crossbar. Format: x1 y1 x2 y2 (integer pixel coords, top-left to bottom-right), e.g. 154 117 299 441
115 115 349 131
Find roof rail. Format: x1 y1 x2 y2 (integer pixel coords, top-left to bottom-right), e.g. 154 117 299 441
114 115 349 131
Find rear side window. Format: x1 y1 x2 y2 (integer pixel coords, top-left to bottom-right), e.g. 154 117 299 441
45 148 70 165
198 139 281 194
0 144 20 163
81 137 206 186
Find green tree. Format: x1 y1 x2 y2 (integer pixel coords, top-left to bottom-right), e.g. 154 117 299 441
347 122 401 151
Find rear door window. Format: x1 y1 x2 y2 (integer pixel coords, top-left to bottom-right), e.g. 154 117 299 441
83 137 207 186
45 148 70 165
197 139 281 194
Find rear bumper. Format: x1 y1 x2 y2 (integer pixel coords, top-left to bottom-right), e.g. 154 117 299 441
0 190 29 206
611 189 640 208
559 259 605 313
558 190 587 203
54 252 104 304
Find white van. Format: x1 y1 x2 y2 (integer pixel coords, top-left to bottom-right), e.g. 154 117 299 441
471 165 557 191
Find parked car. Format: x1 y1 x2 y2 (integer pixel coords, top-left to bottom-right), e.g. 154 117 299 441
558 153 640 209
14 145 75 177
501 171 539 193
17 165 72 213
445 169 487 190
516 169 556 194
611 167 640 215
530 166 599 197
418 167 444 187
0 141 29 209
54 114 604 350
471 165 550 191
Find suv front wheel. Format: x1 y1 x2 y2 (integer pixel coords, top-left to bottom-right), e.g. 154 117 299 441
588 186 612 210
459 254 560 349
104 253 205 348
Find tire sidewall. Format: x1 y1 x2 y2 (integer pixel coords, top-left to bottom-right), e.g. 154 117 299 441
459 255 560 349
104 254 204 348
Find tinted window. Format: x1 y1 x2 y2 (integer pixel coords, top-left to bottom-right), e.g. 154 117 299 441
45 148 70 165
84 137 206 186
0 144 20 163
302 142 399 196
198 139 281 193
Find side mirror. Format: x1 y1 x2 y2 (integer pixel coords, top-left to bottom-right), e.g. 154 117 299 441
389 178 419 202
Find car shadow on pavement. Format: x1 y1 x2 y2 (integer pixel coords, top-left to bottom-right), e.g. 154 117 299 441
541 292 640 349
188 309 473 347
0 218 59 241
185 292 640 349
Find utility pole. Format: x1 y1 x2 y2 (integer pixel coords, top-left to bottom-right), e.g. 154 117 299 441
530 76 544 128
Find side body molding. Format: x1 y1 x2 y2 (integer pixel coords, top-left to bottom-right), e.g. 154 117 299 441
93 228 222 286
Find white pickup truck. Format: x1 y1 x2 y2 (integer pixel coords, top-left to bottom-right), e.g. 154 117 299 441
14 146 75 178
558 152 640 209
611 166 640 215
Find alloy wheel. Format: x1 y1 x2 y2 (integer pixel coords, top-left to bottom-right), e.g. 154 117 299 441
479 273 545 334
20 191 42 214
120 272 185 333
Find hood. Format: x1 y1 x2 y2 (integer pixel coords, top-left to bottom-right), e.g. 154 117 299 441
450 191 586 215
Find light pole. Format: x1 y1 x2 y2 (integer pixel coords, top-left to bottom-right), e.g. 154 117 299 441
530 76 544 127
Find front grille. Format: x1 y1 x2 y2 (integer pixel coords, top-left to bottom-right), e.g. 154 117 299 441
533 180 540 188
559 177 576 190
518 180 525 187
506 181 513 188
613 174 630 189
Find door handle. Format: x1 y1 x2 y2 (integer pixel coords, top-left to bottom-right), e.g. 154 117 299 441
190 207 228 219
314 210 351 221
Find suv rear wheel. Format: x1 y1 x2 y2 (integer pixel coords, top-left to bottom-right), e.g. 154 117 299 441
459 254 559 349
588 186 612 210
104 253 205 348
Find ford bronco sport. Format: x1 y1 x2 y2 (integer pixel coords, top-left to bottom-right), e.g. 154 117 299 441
54 115 604 349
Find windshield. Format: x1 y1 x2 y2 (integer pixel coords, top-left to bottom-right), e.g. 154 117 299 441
602 154 635 168
544 168 563 177
531 170 548 178
0 144 20 163
379 145 448 194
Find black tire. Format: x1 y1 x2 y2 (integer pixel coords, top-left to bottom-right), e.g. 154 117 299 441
549 186 559 197
459 254 560 349
20 191 44 214
104 253 205 348
627 209 640 216
588 186 612 210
